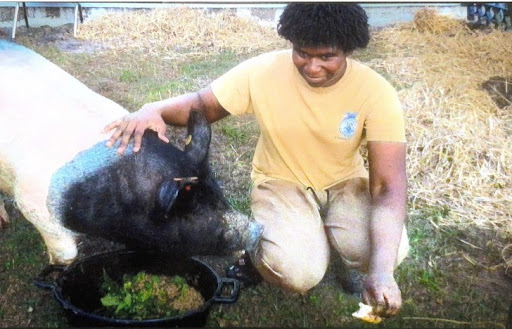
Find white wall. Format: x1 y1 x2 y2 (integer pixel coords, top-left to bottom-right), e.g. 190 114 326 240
0 2 467 30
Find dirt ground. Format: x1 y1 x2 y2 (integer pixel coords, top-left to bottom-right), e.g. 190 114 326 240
1 23 512 328
482 76 512 109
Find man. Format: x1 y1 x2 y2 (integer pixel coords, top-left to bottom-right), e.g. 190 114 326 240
104 3 409 318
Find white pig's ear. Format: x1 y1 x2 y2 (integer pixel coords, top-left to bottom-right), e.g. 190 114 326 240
156 180 180 217
184 110 211 166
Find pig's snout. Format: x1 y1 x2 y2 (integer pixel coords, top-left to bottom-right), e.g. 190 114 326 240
245 220 264 251
222 211 263 252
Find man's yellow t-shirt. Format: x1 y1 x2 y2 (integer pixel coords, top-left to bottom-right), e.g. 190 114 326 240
211 49 405 191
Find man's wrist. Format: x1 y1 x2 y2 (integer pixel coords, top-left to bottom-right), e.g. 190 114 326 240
368 260 395 276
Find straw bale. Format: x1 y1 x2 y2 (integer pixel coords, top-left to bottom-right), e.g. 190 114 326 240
413 7 468 35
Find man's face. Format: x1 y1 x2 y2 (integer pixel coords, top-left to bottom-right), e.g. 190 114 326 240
292 45 348 88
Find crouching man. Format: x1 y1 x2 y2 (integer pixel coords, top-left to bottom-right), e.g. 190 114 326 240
105 3 410 319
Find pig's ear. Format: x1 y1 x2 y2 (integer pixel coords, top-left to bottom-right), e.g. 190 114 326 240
184 110 211 165
157 180 180 215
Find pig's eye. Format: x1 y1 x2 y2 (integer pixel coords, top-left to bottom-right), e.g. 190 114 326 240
177 183 196 202
168 183 198 214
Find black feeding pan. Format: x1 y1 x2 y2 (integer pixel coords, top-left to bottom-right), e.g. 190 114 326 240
34 250 240 327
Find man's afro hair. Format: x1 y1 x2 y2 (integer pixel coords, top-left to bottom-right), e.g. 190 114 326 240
277 3 370 53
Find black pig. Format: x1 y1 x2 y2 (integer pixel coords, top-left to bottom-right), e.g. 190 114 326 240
48 111 261 258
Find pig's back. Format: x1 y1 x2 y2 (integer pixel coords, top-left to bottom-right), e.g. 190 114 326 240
0 41 127 200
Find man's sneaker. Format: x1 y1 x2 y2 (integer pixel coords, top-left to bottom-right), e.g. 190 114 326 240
225 251 263 288
338 265 365 297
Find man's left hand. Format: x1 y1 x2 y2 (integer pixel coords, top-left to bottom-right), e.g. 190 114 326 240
362 272 402 317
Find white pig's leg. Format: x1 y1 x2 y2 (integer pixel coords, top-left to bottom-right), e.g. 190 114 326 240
15 181 78 265
21 210 78 264
38 227 78 265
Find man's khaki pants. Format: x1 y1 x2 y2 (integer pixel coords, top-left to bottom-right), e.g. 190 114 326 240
249 177 409 293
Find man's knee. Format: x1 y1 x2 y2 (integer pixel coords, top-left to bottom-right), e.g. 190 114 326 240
329 226 410 272
331 236 371 271
257 255 327 293
395 228 410 266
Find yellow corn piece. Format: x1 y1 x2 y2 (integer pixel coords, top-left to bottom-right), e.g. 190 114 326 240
352 302 383 324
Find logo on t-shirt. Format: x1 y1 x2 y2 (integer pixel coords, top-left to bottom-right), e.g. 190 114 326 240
339 112 358 139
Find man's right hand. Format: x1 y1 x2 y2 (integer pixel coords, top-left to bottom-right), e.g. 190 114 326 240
103 87 229 155
103 102 170 155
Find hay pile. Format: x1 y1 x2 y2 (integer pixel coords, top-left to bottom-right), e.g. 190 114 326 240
77 7 287 59
413 7 468 34
371 8 512 268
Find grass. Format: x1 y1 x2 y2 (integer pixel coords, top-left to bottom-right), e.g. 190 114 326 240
180 52 243 79
1 25 511 328
1 208 509 327
0 201 65 327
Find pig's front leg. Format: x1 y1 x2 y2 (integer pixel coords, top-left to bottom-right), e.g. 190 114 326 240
38 228 78 265
0 198 9 228
15 192 79 265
